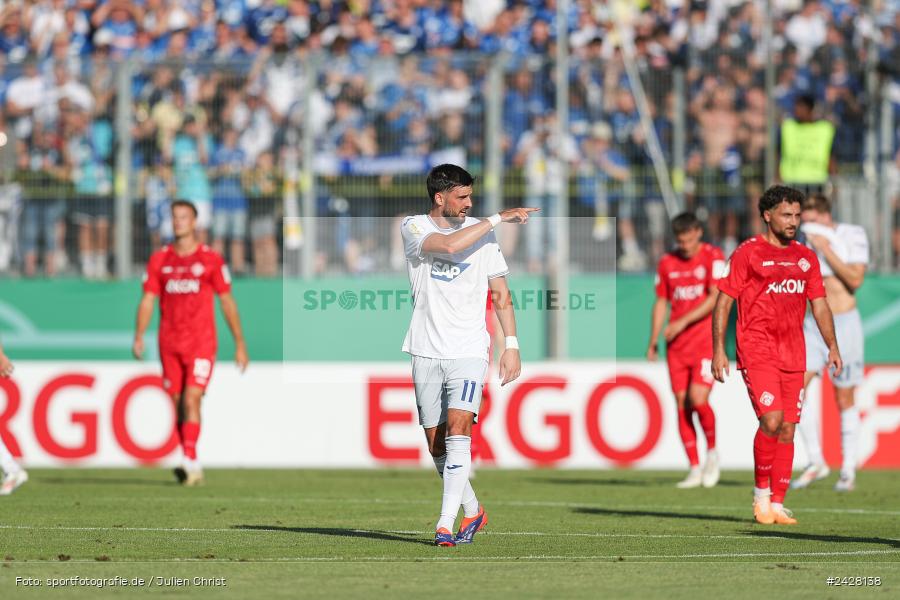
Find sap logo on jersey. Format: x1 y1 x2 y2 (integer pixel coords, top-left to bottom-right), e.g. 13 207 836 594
430 260 470 282
165 279 201 294
766 279 806 294
673 284 704 300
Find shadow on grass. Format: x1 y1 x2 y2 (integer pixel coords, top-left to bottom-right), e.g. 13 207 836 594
234 525 434 546
38 476 175 487
573 507 746 523
535 477 744 488
749 530 900 548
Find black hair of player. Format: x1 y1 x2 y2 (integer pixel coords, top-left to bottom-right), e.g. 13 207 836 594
671 212 702 235
426 164 475 204
758 184 805 217
802 193 831 214
171 199 198 217
795 94 816 111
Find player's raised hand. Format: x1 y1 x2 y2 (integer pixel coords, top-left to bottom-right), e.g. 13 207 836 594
806 233 830 253
499 207 540 224
132 337 145 360
498 348 521 386
235 341 249 373
828 346 843 378
0 353 14 378
712 349 729 383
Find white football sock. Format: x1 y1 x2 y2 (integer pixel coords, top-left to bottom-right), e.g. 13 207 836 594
0 439 21 475
798 399 825 466
840 406 860 478
753 486 770 499
433 452 479 518
436 436 471 531
772 502 784 512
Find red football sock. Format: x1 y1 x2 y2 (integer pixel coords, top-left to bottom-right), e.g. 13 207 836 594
753 429 778 489
180 421 201 461
770 441 795 504
694 402 716 450
677 405 700 467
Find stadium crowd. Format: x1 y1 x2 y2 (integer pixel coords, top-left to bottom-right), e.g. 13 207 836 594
0 0 898 277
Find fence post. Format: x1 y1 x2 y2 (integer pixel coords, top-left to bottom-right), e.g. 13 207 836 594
300 57 318 279
763 0 777 187
549 0 570 360
879 86 895 272
484 53 506 218
672 66 686 203
114 57 134 279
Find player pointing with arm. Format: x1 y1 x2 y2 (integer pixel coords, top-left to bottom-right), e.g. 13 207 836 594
792 194 868 492
0 341 27 495
401 164 536 547
648 213 724 489
712 185 841 525
133 200 249 486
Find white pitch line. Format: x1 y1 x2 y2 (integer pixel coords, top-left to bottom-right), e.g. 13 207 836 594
6 549 900 564
48 496 900 517
2 525 898 546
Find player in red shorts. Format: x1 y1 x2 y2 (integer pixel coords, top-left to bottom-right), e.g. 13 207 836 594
712 185 841 525
648 212 725 488
133 200 249 486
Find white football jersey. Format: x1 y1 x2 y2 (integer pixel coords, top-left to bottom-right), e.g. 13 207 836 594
401 214 509 360
801 221 869 277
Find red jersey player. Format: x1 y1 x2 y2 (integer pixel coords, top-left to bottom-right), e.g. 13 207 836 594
133 200 249 486
648 213 725 489
713 185 841 525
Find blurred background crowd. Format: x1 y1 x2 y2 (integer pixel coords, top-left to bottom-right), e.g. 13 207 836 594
0 0 898 278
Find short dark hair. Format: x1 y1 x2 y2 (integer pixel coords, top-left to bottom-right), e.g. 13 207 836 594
795 94 816 111
671 212 702 235
426 164 475 204
758 184 805 216
171 199 198 217
802 193 831 214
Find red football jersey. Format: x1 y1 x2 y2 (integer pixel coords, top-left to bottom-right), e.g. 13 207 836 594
717 235 825 372
655 243 726 354
143 245 231 353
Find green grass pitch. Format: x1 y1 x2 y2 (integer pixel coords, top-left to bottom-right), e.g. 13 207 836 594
1 468 898 598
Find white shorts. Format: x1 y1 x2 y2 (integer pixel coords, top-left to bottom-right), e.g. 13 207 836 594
411 355 489 428
805 308 864 388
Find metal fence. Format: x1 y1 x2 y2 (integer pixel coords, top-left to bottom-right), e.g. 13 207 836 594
1 35 898 279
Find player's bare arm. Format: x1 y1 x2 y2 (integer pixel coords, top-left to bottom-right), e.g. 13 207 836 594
489 276 521 386
421 208 539 255
664 286 720 342
0 340 13 378
218 292 249 372
133 291 157 360
810 296 843 377
711 292 734 382
647 297 667 361
806 234 866 292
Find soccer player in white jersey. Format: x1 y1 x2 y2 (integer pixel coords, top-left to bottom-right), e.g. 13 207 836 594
401 164 537 547
0 340 27 495
793 194 868 492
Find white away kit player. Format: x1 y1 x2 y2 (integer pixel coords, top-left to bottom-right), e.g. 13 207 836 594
0 339 27 495
793 194 868 492
402 163 537 546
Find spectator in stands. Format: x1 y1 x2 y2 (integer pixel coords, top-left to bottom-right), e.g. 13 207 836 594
5 56 47 141
785 0 827 65
145 159 173 252
211 127 248 274
91 0 140 60
778 94 835 195
513 111 578 273
577 121 630 244
169 114 213 243
17 124 68 277
0 3 30 64
246 150 279 277
28 0 68 59
67 107 113 280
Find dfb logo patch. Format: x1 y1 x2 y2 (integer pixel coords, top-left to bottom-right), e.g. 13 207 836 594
760 391 775 407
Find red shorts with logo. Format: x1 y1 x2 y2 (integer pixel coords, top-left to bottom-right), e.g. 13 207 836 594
666 350 714 395
160 347 216 396
740 367 804 423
